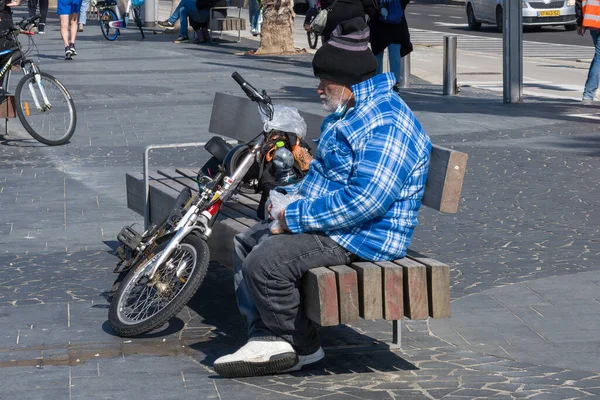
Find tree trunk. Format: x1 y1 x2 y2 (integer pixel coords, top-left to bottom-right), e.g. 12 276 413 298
255 0 296 55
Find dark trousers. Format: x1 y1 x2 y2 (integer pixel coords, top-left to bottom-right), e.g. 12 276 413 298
28 0 49 25
234 221 352 354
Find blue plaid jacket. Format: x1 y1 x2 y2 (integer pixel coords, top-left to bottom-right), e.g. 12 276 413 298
284 73 431 261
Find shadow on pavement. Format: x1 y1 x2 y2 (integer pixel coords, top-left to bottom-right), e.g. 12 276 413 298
185 264 419 376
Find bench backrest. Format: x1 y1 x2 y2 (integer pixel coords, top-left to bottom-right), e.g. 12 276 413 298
209 92 468 213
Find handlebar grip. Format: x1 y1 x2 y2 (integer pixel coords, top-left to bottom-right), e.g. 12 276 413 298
231 72 246 88
231 71 263 102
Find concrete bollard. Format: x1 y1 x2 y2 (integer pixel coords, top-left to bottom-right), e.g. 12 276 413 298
443 35 458 96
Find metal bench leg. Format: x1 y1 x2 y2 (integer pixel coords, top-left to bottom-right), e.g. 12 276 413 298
392 320 402 349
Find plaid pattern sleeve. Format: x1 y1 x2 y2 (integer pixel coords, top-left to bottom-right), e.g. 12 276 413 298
284 73 431 261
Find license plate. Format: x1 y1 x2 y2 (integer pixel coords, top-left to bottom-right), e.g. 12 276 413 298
539 10 560 17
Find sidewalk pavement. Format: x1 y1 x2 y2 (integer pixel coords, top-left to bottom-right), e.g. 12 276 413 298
0 8 599 400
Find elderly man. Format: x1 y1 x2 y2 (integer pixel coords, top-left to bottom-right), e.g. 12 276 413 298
213 16 432 378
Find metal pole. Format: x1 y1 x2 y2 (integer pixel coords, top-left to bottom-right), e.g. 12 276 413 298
503 0 523 103
392 320 401 348
443 35 457 96
143 0 157 27
399 54 411 88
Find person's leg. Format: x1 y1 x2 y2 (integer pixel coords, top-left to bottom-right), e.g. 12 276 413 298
177 7 190 40
38 0 49 33
168 0 187 23
248 0 259 33
232 221 274 338
388 43 402 84
583 29 600 101
28 0 38 19
244 231 351 354
69 12 79 46
79 0 89 28
59 14 70 47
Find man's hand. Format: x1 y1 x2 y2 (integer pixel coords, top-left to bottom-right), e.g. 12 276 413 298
277 209 289 232
577 26 587 36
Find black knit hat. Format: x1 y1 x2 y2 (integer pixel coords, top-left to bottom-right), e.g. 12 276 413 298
312 17 378 87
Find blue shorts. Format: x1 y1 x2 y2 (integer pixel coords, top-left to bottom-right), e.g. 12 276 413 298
57 0 82 15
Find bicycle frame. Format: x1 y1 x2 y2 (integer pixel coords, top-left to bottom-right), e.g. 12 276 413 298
103 0 133 29
0 27 52 113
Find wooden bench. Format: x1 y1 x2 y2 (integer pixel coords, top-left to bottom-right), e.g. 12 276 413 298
125 92 468 347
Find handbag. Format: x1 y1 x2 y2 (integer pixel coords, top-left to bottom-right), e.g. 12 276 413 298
310 0 339 34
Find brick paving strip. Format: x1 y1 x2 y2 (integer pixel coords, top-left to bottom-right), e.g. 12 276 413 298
0 10 599 400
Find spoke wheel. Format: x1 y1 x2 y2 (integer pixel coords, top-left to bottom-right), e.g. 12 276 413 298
307 30 319 49
108 234 209 337
101 9 119 41
15 72 76 146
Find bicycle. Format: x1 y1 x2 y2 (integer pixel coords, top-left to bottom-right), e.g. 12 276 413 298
107 72 283 338
0 16 77 146
304 3 321 50
93 0 145 41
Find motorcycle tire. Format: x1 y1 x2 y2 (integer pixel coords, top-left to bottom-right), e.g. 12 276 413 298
108 233 209 337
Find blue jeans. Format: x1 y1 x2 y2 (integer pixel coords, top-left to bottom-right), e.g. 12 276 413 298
248 0 260 30
168 0 207 36
584 29 600 100
79 0 89 24
233 220 352 354
376 43 402 84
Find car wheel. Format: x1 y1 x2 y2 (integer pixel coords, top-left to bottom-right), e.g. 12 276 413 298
565 24 577 31
467 4 482 31
496 7 503 33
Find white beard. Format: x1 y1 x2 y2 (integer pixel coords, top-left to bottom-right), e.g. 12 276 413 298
320 95 337 112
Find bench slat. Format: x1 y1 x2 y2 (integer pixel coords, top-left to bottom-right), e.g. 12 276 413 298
302 267 339 326
157 169 199 192
349 262 383 320
328 265 359 324
407 250 451 319
393 258 429 320
375 261 404 321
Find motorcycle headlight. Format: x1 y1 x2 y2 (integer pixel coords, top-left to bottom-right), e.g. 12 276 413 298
567 0 575 5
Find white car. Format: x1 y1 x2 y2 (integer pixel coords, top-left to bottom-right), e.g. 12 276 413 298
466 0 577 32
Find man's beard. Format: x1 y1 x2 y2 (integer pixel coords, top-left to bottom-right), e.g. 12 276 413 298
320 95 338 112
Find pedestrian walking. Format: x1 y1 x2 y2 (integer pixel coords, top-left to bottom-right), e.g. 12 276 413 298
78 0 89 32
58 0 82 60
576 0 600 104
370 0 412 92
28 0 48 34
212 16 431 379
248 0 261 36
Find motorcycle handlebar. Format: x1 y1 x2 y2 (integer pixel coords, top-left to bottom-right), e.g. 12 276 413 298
231 72 269 105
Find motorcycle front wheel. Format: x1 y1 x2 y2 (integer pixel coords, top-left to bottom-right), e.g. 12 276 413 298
108 233 209 337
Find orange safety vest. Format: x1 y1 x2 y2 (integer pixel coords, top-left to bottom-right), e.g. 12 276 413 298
583 0 600 29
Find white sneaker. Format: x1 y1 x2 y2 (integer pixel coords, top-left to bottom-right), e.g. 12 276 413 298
282 347 325 372
213 340 297 378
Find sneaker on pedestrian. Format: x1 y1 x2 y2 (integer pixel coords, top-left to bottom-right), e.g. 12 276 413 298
64 47 73 60
582 98 593 105
282 347 325 373
250 28 259 36
78 23 84 32
69 43 77 56
173 36 189 43
38 23 45 34
157 20 175 29
213 340 298 378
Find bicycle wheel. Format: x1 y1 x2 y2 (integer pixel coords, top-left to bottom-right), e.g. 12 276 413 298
101 9 119 41
133 7 145 39
108 233 210 337
15 71 77 146
307 30 318 49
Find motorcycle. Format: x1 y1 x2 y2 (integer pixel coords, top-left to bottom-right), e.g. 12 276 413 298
108 72 277 337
